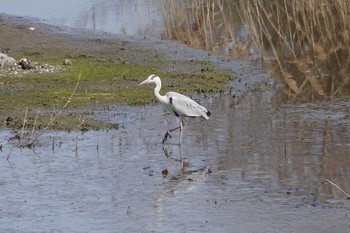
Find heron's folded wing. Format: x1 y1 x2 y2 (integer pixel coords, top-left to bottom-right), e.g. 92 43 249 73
167 92 209 119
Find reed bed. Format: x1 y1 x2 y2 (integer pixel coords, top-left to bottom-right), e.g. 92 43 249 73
158 0 236 51
158 0 350 100
238 0 350 100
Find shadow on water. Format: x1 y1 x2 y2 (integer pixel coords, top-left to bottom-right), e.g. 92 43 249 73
1 80 350 232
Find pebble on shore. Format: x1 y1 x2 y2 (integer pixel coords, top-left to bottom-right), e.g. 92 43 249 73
0 53 64 77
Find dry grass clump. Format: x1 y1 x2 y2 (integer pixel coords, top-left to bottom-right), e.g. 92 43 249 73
158 0 350 100
237 0 350 100
158 0 236 51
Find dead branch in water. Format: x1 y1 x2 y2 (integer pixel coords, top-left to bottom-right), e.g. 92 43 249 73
326 179 350 200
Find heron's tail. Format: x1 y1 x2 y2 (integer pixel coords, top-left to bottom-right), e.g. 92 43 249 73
206 111 211 118
197 104 211 120
201 110 211 120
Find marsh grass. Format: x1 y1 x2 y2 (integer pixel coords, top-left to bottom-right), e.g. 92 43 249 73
159 0 350 100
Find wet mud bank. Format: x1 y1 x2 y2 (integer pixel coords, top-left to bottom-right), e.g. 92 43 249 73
0 13 267 132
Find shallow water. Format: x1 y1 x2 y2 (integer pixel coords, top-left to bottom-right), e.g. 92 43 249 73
1 83 349 232
1 2 350 232
1 0 163 36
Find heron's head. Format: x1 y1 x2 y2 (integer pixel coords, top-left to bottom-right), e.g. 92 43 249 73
138 74 161 86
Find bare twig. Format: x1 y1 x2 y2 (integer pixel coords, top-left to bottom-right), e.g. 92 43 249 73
74 114 84 155
29 111 40 143
20 107 28 147
7 144 15 161
326 179 350 200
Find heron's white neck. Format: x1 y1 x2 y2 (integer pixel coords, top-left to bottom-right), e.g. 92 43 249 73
153 80 167 104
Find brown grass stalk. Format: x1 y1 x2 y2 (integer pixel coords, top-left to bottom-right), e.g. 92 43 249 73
20 107 28 147
326 179 350 200
29 111 40 143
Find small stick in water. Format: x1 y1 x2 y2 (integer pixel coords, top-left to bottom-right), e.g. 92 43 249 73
326 179 350 200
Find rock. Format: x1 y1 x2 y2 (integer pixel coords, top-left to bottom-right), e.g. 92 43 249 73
5 117 14 125
0 56 63 77
63 59 72 65
0 53 16 67
161 168 169 176
19 58 36 70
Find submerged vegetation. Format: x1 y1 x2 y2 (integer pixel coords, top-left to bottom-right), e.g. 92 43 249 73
158 0 350 101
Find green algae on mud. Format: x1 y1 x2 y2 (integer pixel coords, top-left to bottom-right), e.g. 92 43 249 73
0 56 233 131
1 56 233 105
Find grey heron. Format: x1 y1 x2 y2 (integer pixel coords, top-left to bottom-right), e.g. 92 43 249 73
138 74 211 148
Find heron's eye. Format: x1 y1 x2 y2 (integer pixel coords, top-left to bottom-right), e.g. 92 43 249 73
151 75 155 80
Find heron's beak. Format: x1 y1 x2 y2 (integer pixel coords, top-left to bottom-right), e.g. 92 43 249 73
138 80 148 86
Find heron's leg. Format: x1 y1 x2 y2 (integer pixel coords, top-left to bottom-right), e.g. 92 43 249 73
179 118 184 167
179 143 184 168
179 118 184 145
162 126 180 144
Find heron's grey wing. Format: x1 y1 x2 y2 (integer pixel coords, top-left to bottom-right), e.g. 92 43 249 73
166 92 209 119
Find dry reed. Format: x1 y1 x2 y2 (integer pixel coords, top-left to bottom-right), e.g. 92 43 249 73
158 0 350 100
158 0 235 51
237 0 350 100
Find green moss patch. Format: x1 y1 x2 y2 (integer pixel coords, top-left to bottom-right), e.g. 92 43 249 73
0 19 234 131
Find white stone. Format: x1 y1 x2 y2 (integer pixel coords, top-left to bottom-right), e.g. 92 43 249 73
0 53 16 66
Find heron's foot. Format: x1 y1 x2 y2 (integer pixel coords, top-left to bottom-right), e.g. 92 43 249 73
162 131 172 144
180 158 184 168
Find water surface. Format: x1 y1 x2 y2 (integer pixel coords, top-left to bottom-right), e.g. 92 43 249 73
1 0 163 36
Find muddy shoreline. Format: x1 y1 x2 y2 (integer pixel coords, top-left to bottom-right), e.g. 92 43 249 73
0 13 269 133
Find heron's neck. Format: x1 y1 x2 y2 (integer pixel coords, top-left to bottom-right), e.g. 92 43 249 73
153 82 167 104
